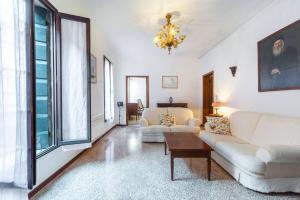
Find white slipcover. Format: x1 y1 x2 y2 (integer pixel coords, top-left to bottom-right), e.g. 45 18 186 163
200 111 300 193
140 107 200 142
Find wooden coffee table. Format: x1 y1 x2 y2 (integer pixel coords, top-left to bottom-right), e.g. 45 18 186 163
163 132 212 181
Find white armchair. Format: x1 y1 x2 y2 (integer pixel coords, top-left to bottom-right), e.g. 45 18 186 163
139 118 148 127
188 118 201 127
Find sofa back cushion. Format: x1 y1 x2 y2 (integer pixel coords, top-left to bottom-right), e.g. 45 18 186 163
142 108 168 125
229 111 261 142
251 114 300 146
168 107 193 125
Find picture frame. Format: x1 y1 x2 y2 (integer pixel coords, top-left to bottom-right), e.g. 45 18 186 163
258 20 300 92
162 76 178 89
90 54 97 83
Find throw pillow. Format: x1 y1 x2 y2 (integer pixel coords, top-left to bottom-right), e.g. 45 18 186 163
160 113 176 127
205 117 230 135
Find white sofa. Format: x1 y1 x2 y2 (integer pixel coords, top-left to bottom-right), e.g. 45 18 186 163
140 107 200 142
200 111 300 193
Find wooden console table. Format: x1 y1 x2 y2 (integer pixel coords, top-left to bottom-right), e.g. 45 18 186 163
157 103 188 108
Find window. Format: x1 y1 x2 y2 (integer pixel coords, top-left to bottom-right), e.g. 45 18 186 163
104 56 114 122
58 13 91 145
34 3 55 155
33 0 91 157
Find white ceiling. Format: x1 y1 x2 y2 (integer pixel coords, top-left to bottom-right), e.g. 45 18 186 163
87 0 274 58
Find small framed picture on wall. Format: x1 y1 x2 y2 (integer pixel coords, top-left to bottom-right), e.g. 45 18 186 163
162 76 178 89
90 54 97 83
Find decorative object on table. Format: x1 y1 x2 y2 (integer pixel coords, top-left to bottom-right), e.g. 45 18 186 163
117 101 123 124
258 20 300 92
211 101 225 117
169 97 173 104
160 112 176 127
162 76 178 88
154 12 186 54
90 54 97 83
229 66 237 77
204 116 230 135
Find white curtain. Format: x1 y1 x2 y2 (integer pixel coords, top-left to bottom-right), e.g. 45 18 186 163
0 0 29 199
104 59 114 121
61 19 88 141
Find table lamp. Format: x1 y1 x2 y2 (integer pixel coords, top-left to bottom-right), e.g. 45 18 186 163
211 101 225 117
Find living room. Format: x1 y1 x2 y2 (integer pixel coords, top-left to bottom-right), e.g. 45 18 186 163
1 0 300 199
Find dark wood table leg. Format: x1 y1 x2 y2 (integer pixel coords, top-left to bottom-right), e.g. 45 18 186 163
207 156 211 181
164 141 167 155
171 154 174 181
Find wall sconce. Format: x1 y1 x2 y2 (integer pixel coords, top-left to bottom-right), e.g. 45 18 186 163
229 66 237 77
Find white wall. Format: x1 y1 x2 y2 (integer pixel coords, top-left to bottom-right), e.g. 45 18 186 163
35 0 119 187
197 0 300 118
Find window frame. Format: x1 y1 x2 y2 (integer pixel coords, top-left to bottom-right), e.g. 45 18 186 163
103 56 114 122
33 0 92 153
56 13 91 146
29 0 92 190
34 0 59 159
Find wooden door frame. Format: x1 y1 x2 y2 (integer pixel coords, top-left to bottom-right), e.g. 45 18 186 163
202 71 214 125
126 76 149 125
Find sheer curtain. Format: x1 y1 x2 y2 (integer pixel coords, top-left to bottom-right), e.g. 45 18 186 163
61 19 88 141
0 0 29 199
104 58 114 121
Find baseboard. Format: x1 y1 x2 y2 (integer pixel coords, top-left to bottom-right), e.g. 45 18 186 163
117 124 127 126
28 124 117 199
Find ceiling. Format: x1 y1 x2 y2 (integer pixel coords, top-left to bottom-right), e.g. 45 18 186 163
87 0 274 58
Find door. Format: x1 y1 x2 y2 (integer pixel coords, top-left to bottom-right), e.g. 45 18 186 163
126 76 149 125
202 71 214 124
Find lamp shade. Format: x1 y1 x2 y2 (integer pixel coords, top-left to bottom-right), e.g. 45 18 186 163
212 101 225 108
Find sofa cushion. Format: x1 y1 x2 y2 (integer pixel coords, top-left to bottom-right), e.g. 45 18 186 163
140 125 170 134
205 117 230 135
167 107 193 125
251 114 300 146
214 141 265 175
200 131 247 148
142 108 168 125
229 111 261 143
160 112 176 127
170 125 200 134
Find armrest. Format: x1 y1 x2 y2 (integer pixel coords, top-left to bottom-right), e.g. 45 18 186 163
188 118 201 127
256 145 300 163
139 118 149 127
204 122 211 131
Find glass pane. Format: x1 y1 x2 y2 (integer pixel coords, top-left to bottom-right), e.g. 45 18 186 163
128 77 147 106
34 5 54 154
61 18 88 142
104 58 114 121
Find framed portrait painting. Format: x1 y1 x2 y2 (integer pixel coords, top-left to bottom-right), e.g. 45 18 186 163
258 20 300 92
90 54 97 83
162 76 178 89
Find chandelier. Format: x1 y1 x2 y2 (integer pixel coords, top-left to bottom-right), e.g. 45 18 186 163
154 13 186 54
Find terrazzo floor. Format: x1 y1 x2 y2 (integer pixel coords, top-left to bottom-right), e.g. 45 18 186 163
33 126 300 200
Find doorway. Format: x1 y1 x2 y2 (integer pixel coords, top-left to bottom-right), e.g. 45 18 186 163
126 76 149 125
202 71 214 124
